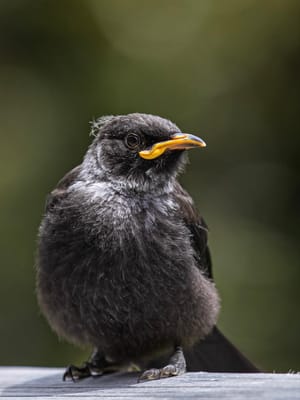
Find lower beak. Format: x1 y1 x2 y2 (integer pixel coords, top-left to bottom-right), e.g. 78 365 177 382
139 133 206 160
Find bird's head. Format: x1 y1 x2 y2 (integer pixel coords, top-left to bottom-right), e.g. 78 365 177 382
82 113 206 191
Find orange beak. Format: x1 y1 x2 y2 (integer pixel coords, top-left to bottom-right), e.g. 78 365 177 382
139 133 206 160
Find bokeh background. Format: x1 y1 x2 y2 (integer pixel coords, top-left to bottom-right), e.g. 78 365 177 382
0 0 299 372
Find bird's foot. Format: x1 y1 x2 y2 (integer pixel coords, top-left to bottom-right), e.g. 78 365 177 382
139 346 186 382
63 362 100 381
63 351 121 382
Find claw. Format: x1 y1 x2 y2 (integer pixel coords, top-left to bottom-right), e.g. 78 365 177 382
62 364 91 382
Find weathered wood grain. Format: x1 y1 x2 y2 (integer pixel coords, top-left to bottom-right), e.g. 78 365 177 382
0 367 299 399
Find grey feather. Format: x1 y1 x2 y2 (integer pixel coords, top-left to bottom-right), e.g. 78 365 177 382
36 113 220 365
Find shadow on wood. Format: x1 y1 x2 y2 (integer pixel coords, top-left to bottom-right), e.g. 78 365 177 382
1 367 300 399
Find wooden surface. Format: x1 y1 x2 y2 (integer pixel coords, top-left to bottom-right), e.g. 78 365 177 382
0 367 300 399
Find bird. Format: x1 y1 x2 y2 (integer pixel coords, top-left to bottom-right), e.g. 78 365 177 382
36 113 259 382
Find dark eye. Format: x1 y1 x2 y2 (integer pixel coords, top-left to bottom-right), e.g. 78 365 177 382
125 133 143 150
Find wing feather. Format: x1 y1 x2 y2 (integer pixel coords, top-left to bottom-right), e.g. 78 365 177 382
173 181 213 279
45 165 82 212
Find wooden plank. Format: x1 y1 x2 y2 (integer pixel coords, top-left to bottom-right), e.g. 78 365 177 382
0 367 300 399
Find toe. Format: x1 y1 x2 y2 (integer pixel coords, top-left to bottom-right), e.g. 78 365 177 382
160 364 179 378
138 368 161 382
89 367 104 377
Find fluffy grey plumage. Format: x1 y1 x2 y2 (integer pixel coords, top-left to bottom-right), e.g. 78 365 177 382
36 113 257 381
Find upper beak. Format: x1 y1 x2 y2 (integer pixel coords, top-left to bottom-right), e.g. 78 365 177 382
139 133 206 160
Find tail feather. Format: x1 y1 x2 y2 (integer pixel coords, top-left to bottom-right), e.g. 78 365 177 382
185 326 260 372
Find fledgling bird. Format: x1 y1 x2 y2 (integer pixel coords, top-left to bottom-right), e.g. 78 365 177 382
36 113 258 381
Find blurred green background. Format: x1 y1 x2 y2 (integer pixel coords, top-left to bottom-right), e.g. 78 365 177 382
0 0 299 372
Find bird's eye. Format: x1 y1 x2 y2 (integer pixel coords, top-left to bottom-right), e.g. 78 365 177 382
125 133 143 150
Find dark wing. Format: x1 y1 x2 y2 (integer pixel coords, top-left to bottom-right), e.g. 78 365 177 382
45 165 82 212
151 182 260 373
173 181 213 280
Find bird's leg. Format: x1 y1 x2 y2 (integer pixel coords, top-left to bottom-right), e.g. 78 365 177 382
139 346 186 382
63 350 122 381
